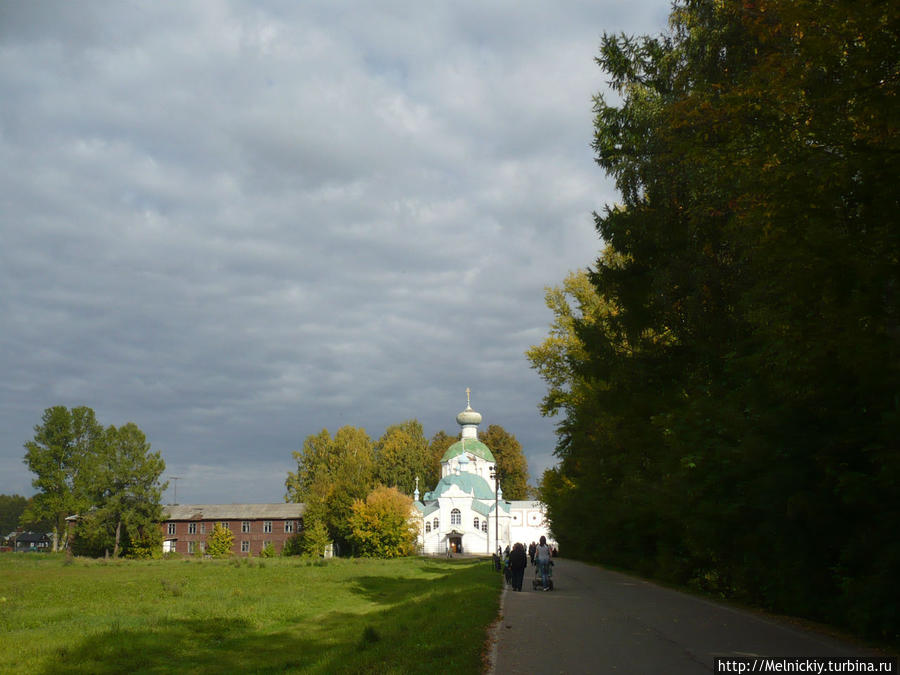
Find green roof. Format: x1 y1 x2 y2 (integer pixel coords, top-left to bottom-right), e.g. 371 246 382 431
441 438 495 463
430 473 495 500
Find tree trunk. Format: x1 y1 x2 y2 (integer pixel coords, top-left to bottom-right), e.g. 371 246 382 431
113 518 122 558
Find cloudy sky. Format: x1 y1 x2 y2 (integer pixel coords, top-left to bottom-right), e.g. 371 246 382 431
1 1 669 505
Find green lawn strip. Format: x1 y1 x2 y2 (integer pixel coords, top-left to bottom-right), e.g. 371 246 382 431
0 554 500 674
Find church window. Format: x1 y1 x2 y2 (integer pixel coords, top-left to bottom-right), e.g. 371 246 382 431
451 509 461 526
425 522 431 533
482 520 488 533
473 517 479 530
433 518 439 530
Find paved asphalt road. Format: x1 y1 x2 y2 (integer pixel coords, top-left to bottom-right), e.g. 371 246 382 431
490 559 881 674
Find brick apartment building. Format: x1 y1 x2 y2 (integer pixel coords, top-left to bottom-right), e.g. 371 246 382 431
161 504 305 556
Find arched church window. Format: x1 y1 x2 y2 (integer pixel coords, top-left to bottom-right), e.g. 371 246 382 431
482 520 488 533
425 522 431 533
451 509 461 526
433 518 439 530
473 517 479 530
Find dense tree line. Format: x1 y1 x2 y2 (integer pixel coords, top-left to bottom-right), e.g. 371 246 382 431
530 0 898 642
0 494 28 535
0 494 53 536
22 406 167 557
285 419 529 556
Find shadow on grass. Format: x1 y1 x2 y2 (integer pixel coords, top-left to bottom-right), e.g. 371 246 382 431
348 558 492 606
45 559 500 674
46 616 330 674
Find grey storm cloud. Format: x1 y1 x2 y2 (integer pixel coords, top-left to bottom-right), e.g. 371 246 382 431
0 1 670 503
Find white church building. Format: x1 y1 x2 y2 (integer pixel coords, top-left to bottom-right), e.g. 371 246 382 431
413 393 554 556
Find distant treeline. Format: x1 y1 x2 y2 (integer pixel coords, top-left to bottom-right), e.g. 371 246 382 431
529 1 898 644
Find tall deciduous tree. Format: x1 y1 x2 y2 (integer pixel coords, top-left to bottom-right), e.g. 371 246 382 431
480 425 529 500
83 423 167 558
22 406 104 551
374 420 429 496
533 0 899 642
286 426 375 555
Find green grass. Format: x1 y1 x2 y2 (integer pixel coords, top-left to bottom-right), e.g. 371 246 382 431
0 553 501 674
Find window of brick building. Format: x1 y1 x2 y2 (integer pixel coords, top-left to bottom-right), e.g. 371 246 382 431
263 521 272 533
220 521 229 530
241 521 250 533
241 541 250 553
167 523 176 535
200 523 206 534
188 541 196 554
188 522 196 534
285 521 294 533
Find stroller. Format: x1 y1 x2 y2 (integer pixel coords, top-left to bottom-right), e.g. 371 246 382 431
532 560 554 590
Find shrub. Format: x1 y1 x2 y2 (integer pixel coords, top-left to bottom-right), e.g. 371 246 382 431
205 523 234 558
347 486 417 558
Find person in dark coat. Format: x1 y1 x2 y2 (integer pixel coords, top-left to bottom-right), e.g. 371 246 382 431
508 542 528 591
528 541 536 565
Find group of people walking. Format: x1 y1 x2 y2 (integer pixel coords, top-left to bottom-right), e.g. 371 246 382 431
502 535 554 591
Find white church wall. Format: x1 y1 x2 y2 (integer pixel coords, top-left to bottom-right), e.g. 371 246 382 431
507 501 555 549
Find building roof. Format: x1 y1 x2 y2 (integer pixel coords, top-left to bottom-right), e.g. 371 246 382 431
420 502 439 517
16 532 51 543
441 437 495 463
163 504 306 520
428 472 495 500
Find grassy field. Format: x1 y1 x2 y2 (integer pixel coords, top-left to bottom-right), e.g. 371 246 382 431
0 553 501 674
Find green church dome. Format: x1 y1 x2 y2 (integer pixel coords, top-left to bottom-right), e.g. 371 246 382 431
441 437 495 463
456 406 482 426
